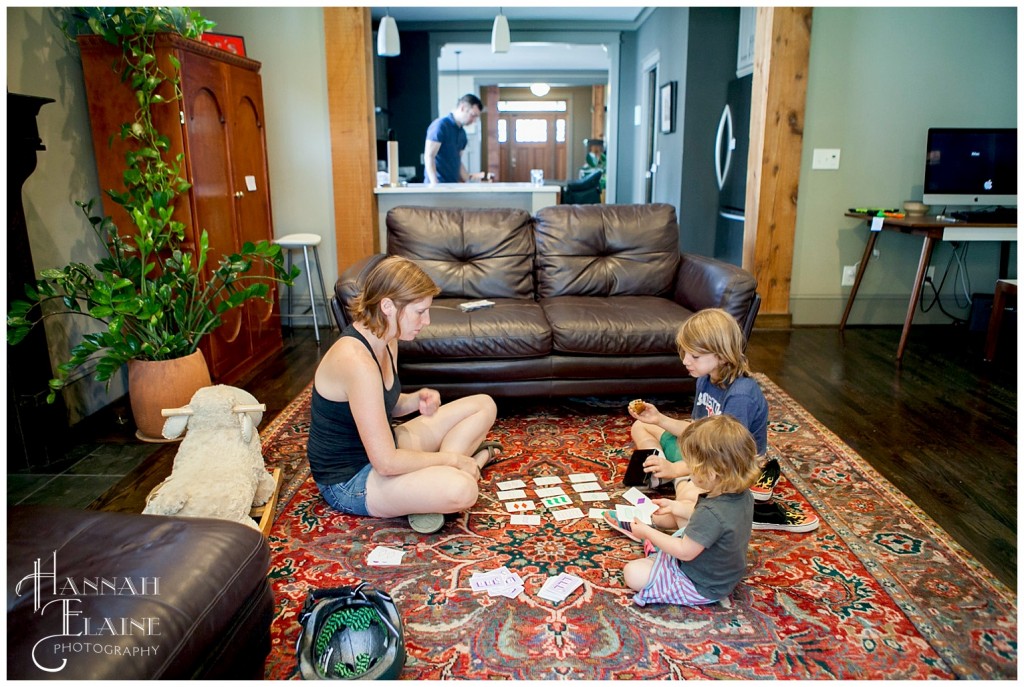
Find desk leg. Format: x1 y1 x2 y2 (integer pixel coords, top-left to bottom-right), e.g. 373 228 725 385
839 229 879 330
984 280 1016 362
896 236 936 362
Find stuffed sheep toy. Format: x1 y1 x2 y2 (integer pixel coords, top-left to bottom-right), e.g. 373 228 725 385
142 384 277 529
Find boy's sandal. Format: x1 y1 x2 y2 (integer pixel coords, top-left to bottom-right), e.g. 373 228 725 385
474 440 504 467
602 511 642 543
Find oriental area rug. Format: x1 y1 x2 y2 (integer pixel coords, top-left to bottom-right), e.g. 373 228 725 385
257 375 1016 680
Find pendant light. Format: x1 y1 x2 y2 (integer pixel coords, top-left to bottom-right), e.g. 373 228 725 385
491 9 510 53
377 10 400 57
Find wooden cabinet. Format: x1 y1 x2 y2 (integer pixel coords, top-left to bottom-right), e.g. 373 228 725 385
78 34 281 384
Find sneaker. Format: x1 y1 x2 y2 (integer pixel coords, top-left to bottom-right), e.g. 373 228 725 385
752 500 819 533
408 513 445 534
750 459 781 502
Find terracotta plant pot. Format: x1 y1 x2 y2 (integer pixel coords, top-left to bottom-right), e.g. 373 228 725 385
128 350 212 442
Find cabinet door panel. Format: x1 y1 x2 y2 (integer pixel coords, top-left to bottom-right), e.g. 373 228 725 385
229 68 281 354
181 55 252 379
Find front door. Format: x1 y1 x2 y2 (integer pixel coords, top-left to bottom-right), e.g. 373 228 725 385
499 113 567 183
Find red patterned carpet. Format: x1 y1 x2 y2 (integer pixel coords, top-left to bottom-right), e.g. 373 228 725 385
258 375 1016 679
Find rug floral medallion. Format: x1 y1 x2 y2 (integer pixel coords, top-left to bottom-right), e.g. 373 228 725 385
259 375 1016 680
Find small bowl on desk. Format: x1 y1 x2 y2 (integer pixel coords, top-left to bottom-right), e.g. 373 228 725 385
903 201 931 216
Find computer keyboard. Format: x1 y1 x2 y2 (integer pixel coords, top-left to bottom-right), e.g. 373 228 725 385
948 207 1017 224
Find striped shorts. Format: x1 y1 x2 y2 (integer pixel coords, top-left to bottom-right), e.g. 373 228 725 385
632 530 717 607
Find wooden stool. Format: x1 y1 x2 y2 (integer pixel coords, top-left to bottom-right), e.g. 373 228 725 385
984 279 1016 362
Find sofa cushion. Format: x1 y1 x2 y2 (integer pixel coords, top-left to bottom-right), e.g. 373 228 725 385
533 203 680 299
399 297 551 359
386 206 535 299
540 295 693 355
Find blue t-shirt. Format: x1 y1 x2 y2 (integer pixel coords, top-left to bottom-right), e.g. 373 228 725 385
426 113 466 183
692 375 768 455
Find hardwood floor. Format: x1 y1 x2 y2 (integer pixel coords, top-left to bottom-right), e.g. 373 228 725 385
77 323 1016 588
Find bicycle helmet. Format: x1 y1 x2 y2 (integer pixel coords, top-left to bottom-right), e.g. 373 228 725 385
296 583 406 680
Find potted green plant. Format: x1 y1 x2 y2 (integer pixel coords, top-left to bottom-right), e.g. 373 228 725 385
7 7 298 439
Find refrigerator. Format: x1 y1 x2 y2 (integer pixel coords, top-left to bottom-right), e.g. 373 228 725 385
713 75 753 267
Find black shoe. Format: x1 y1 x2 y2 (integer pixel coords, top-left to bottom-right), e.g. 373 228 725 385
752 499 819 533
750 459 781 502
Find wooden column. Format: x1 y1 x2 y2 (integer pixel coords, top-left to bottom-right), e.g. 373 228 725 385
744 7 812 328
324 7 379 269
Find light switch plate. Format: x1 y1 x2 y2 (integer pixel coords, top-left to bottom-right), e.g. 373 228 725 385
812 148 841 170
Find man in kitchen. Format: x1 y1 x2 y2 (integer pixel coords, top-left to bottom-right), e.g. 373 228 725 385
423 93 491 184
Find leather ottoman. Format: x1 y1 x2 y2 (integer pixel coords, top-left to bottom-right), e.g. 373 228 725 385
7 505 273 679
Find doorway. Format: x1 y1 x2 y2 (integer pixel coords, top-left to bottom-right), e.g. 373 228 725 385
641 54 659 203
498 112 567 183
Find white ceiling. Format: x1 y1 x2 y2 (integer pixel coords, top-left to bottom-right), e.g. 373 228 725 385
437 42 611 74
369 7 647 25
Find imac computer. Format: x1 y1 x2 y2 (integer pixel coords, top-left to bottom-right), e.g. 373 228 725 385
922 128 1017 208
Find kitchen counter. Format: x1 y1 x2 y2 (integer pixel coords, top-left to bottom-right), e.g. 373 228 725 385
374 182 561 249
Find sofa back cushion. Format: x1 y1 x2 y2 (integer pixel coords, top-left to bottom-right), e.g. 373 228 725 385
533 203 681 298
386 206 535 299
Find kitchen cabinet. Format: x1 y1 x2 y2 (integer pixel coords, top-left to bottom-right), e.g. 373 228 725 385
78 34 281 384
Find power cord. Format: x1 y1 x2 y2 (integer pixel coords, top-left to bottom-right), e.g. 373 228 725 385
919 242 970 324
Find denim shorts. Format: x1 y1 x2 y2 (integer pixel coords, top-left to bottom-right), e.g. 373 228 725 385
316 463 373 516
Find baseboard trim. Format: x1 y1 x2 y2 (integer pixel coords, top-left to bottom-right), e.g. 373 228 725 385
753 312 793 330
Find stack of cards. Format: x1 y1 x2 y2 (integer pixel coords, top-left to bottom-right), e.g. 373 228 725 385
470 566 524 598
537 573 584 603
367 546 405 566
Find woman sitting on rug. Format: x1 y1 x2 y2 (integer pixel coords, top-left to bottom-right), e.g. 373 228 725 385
307 256 502 534
609 414 760 606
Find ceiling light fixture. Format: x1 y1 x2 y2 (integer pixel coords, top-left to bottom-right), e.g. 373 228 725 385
491 8 510 53
530 82 551 97
377 10 400 57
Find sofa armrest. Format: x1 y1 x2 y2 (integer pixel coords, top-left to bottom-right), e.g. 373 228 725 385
673 253 760 340
332 253 388 330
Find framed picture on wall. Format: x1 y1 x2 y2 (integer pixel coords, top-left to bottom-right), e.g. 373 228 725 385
660 81 676 134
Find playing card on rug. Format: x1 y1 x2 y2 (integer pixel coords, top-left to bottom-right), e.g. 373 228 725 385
589 508 614 519
537 573 584 602
535 486 567 498
533 476 563 486
505 500 536 513
568 472 598 483
572 481 602 492
551 507 584 522
496 489 528 500
541 495 573 508
470 567 523 597
580 491 609 502
367 546 405 566
497 479 527 490
510 514 541 526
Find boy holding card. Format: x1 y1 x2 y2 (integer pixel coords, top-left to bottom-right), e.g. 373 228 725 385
614 415 760 606
627 308 816 532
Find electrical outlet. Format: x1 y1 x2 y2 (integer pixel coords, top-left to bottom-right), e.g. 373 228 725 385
842 265 857 287
812 148 841 170
926 266 936 282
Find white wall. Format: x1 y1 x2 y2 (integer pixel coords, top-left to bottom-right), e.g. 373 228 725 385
794 7 1017 325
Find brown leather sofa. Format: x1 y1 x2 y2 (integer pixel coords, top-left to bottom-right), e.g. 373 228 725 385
332 203 760 398
7 506 273 679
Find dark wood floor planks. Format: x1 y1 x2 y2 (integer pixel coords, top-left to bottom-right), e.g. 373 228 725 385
86 324 1016 588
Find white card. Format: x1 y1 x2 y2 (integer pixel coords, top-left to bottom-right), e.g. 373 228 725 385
580 491 609 502
534 476 563 486
505 500 536 513
497 489 528 500
622 487 649 506
568 472 599 483
572 481 602 492
497 479 527 490
538 573 584 602
245 175 257 192
367 546 405 566
634 499 659 524
615 504 637 525
535 486 567 498
870 215 884 232
551 507 585 522
510 514 541 525
589 508 614 519
542 495 573 508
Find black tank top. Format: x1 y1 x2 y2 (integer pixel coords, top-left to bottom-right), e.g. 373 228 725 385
307 325 401 485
